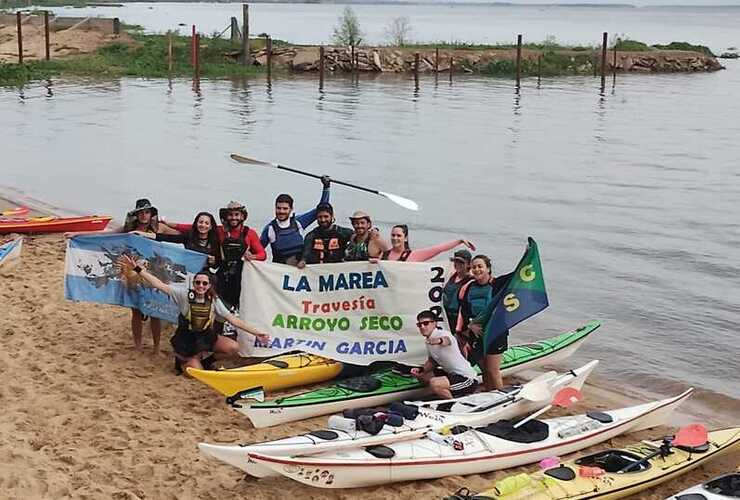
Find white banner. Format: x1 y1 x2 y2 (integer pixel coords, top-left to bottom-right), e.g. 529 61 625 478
239 260 450 365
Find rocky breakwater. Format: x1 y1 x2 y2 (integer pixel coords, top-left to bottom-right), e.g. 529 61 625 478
251 46 723 75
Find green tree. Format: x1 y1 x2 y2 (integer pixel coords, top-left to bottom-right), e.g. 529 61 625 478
333 6 363 47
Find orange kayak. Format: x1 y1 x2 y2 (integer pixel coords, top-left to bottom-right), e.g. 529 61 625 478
0 215 113 234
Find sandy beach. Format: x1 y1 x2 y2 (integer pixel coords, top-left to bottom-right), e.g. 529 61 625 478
1 197 737 499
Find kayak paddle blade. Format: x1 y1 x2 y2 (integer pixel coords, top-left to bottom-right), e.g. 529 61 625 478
552 387 583 408
230 153 274 167
379 191 420 211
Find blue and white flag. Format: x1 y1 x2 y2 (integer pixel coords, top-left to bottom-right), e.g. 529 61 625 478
65 234 207 322
0 236 23 267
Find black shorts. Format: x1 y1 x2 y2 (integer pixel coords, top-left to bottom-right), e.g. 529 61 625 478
433 368 479 397
485 333 509 355
170 329 218 358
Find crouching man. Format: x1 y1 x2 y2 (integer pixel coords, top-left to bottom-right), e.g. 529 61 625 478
410 309 479 399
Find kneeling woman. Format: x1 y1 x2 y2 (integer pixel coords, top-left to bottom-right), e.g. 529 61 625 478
120 255 269 371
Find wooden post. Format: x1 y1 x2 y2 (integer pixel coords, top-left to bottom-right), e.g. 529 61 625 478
241 4 250 66
350 44 355 72
191 25 196 66
44 11 50 61
113 17 120 35
600 31 608 89
194 33 200 78
537 54 542 86
16 12 23 64
167 32 173 72
266 35 272 80
414 52 420 90
230 17 239 42
516 34 522 86
449 56 453 83
319 45 325 90
612 40 618 78
435 47 439 72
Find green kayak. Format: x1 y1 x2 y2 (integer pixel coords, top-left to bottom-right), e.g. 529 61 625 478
232 320 600 428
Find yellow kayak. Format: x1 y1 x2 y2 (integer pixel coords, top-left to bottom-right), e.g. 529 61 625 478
187 353 343 397
460 426 740 500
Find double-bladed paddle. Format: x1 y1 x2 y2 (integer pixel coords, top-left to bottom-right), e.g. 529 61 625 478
230 154 420 211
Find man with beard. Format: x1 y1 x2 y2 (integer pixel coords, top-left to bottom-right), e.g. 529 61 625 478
345 210 390 261
297 203 353 268
216 201 266 309
260 176 331 265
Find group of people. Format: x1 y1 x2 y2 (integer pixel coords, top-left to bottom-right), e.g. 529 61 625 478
107 175 510 394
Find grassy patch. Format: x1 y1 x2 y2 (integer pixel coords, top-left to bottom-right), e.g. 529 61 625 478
0 30 267 85
614 39 651 51
651 42 714 56
402 40 595 52
482 51 596 77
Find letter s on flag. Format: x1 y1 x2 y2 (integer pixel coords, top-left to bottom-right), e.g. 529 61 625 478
503 293 520 312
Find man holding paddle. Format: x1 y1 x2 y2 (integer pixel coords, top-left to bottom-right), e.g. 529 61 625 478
260 176 332 265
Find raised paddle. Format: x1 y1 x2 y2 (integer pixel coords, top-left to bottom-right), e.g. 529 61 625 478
513 387 583 429
230 154 420 211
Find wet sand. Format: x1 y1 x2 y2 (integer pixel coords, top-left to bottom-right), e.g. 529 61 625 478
0 196 737 499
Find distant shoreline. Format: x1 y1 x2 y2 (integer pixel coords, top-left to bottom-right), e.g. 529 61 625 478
7 1 740 9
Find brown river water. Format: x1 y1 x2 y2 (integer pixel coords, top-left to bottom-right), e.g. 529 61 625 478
1 3 738 423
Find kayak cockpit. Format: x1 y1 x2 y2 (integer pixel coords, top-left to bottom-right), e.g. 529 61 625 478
575 449 650 473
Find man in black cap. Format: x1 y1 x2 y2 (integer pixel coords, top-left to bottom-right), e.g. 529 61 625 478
442 249 474 333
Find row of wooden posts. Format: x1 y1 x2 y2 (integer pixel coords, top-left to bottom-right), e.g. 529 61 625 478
10 7 617 91
11 11 120 64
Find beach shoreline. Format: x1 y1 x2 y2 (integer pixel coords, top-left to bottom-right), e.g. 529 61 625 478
1 192 737 498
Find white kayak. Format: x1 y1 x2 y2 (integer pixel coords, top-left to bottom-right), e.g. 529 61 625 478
248 388 693 489
669 470 740 499
199 360 599 477
234 322 599 429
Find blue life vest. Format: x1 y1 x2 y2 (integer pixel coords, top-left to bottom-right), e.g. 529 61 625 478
269 216 304 263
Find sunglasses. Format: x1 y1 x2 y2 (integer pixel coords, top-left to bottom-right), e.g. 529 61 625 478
416 320 434 327
193 280 210 286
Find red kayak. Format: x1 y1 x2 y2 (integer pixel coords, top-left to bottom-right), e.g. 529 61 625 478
0 215 113 234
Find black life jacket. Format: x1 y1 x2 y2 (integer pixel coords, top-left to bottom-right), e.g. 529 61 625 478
310 227 345 264
381 249 411 261
177 291 215 334
185 236 215 257
221 226 248 266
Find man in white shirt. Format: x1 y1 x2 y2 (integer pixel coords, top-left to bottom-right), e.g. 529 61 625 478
410 309 479 399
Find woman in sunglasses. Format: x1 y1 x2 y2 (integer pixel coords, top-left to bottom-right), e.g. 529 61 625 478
380 224 475 262
410 309 478 399
119 255 269 372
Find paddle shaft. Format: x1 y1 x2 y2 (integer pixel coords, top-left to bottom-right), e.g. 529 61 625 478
273 163 381 196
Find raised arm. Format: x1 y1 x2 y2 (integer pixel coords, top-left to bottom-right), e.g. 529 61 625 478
408 239 476 262
295 177 331 228
119 254 173 296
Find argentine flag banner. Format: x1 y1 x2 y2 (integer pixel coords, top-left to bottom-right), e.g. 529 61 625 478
64 234 207 322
